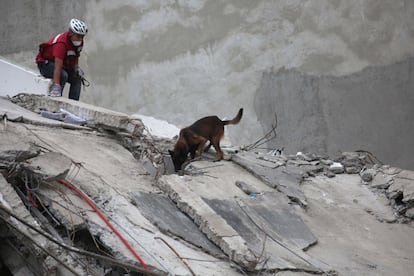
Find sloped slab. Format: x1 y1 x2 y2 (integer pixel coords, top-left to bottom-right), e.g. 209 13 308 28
203 194 321 272
158 174 258 271
10 94 144 134
158 161 326 273
0 138 40 168
242 193 317 249
131 192 225 258
0 97 87 129
233 152 308 206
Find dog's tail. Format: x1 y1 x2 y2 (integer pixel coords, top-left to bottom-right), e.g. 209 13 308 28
222 108 243 125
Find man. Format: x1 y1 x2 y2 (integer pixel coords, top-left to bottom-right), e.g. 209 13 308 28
36 18 88 101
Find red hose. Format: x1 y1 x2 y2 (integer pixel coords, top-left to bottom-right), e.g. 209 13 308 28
58 179 149 270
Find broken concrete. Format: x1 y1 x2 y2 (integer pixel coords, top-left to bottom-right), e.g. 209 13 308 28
10 94 145 134
0 98 245 275
0 174 86 276
232 151 309 207
131 192 225 258
158 161 328 273
1 96 414 276
20 152 72 181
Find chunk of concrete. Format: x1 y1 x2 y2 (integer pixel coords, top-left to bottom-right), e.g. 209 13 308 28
387 177 414 204
23 152 72 182
360 168 377 182
204 196 323 272
158 167 326 273
370 173 393 189
158 175 259 271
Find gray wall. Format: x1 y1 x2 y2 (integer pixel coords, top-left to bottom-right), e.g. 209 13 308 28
1 0 86 54
2 0 414 169
255 59 414 168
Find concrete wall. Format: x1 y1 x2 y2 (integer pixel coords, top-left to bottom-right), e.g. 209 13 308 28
1 0 414 169
1 0 86 54
255 59 414 168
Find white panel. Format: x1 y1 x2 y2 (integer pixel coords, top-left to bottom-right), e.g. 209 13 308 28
0 58 50 97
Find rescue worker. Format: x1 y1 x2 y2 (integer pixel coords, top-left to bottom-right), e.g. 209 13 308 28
36 19 88 101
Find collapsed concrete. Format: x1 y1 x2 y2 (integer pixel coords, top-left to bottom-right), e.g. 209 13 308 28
1 94 413 276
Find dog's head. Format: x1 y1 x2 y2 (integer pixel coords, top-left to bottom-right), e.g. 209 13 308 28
168 149 188 172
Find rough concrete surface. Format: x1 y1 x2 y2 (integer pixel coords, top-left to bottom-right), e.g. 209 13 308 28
1 96 414 276
298 175 414 276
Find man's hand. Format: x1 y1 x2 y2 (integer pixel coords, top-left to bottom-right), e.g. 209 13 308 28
74 66 84 78
49 83 62 97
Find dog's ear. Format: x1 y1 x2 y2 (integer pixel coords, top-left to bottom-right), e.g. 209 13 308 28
168 150 174 157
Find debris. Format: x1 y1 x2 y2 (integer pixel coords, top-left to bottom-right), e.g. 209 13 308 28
360 168 377 182
2 95 414 275
60 108 87 125
329 162 344 174
235 180 258 195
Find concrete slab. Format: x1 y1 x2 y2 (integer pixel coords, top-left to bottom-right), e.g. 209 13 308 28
240 193 317 250
0 97 86 129
131 192 225 258
158 160 326 272
22 152 72 182
0 141 39 165
158 173 258 271
298 174 414 276
233 152 308 206
10 94 144 134
203 197 323 271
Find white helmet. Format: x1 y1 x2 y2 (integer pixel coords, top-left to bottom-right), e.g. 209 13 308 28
69 18 88 35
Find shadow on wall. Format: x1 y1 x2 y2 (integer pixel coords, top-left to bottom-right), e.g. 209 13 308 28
254 58 414 170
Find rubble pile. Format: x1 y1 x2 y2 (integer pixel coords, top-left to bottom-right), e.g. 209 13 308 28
362 166 414 221
232 150 414 223
10 93 175 175
1 95 414 276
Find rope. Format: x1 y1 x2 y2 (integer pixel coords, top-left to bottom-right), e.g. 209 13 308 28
58 179 149 270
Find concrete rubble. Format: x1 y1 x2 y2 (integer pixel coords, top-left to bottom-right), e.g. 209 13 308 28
1 94 414 276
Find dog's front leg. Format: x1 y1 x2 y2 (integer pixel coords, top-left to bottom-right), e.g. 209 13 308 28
196 139 208 157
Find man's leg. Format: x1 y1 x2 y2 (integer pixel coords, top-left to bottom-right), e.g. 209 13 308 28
38 62 68 94
67 68 82 101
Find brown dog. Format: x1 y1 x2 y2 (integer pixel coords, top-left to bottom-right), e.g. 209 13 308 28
169 108 243 171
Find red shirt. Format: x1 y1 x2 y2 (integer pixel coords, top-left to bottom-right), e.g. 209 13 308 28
36 31 83 69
